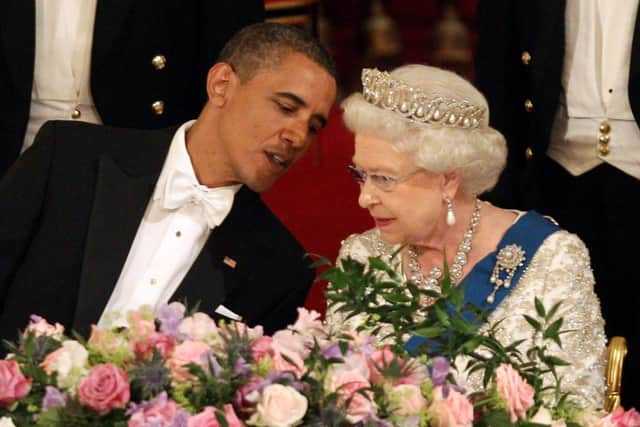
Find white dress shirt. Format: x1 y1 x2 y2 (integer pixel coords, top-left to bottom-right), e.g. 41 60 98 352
98 121 242 328
23 0 102 153
548 0 640 179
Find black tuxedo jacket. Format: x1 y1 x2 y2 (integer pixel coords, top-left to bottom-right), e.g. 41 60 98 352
475 0 640 208
0 0 264 177
0 121 314 342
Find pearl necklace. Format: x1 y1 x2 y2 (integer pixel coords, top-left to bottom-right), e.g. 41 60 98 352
407 199 481 293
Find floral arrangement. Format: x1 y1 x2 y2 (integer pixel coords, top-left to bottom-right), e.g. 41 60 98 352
0 256 638 426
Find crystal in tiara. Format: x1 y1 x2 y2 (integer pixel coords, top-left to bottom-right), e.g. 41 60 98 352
361 68 486 129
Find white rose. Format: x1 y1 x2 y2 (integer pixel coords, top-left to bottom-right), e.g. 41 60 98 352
44 340 89 390
253 384 307 427
0 417 16 427
178 313 218 343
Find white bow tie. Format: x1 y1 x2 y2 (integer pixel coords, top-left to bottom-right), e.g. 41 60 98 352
162 169 236 228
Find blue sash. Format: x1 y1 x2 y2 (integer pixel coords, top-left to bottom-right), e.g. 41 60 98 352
405 211 559 355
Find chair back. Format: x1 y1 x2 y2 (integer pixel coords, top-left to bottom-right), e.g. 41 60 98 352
605 336 627 412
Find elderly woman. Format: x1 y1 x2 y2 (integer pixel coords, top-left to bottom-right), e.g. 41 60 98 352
326 65 606 407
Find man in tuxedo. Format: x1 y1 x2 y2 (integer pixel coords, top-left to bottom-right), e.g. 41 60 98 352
0 0 264 178
476 0 640 406
0 23 337 341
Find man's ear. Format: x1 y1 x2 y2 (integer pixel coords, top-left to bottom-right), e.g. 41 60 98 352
442 169 463 199
206 63 237 107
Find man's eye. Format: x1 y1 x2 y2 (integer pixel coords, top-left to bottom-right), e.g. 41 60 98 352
278 103 295 113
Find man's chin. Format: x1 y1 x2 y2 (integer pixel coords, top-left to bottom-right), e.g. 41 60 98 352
244 177 278 193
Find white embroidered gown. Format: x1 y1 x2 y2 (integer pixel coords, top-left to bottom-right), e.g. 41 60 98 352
326 219 607 408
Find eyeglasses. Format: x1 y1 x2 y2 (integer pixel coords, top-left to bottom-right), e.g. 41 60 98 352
346 164 423 192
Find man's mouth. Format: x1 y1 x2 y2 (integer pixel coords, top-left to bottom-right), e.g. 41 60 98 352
265 151 290 170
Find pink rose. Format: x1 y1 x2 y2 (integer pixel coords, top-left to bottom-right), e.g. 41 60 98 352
128 395 183 427
610 406 640 427
0 360 31 407
188 405 244 427
24 315 64 338
391 384 427 416
250 336 274 362
167 340 210 383
78 363 130 414
495 364 534 422
429 386 474 427
252 384 307 427
368 346 404 385
133 332 176 360
327 370 374 423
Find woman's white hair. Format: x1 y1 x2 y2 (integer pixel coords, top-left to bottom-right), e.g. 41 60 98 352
341 64 507 196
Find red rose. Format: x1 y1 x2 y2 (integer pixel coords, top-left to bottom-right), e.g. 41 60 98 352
78 363 130 414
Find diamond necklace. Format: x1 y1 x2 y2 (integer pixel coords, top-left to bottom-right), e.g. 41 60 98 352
407 199 481 293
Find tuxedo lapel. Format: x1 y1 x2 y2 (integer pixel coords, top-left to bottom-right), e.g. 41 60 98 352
73 155 158 334
92 0 134 71
173 188 258 317
0 0 34 94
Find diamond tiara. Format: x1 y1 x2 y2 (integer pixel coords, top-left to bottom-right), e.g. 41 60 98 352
361 68 486 129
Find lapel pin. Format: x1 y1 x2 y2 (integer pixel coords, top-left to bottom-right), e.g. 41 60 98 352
223 256 237 269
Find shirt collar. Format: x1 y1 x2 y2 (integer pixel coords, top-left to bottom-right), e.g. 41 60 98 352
153 120 242 202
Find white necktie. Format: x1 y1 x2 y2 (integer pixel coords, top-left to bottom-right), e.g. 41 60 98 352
162 169 236 228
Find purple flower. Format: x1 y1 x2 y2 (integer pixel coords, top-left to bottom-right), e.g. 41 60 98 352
200 350 223 376
430 356 450 386
234 356 252 378
266 371 305 392
127 391 189 426
321 343 349 359
156 302 186 338
29 314 45 324
42 386 66 410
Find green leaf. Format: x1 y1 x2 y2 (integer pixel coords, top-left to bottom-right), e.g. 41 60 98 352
543 318 563 341
215 411 230 427
476 409 511 427
542 355 570 366
523 315 542 331
534 297 546 318
412 326 446 339
545 300 563 321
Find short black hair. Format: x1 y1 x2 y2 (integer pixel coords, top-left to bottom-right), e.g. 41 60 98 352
217 22 336 82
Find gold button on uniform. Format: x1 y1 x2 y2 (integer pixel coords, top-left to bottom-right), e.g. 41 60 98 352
521 51 532 65
524 99 533 112
598 121 611 156
150 278 157 285
525 147 533 160
598 143 610 156
151 100 165 115
151 54 167 70
71 108 81 119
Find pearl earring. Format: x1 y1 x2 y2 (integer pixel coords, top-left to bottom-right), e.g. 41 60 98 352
446 197 456 226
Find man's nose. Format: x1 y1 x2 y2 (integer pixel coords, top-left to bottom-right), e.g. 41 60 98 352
280 121 309 149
